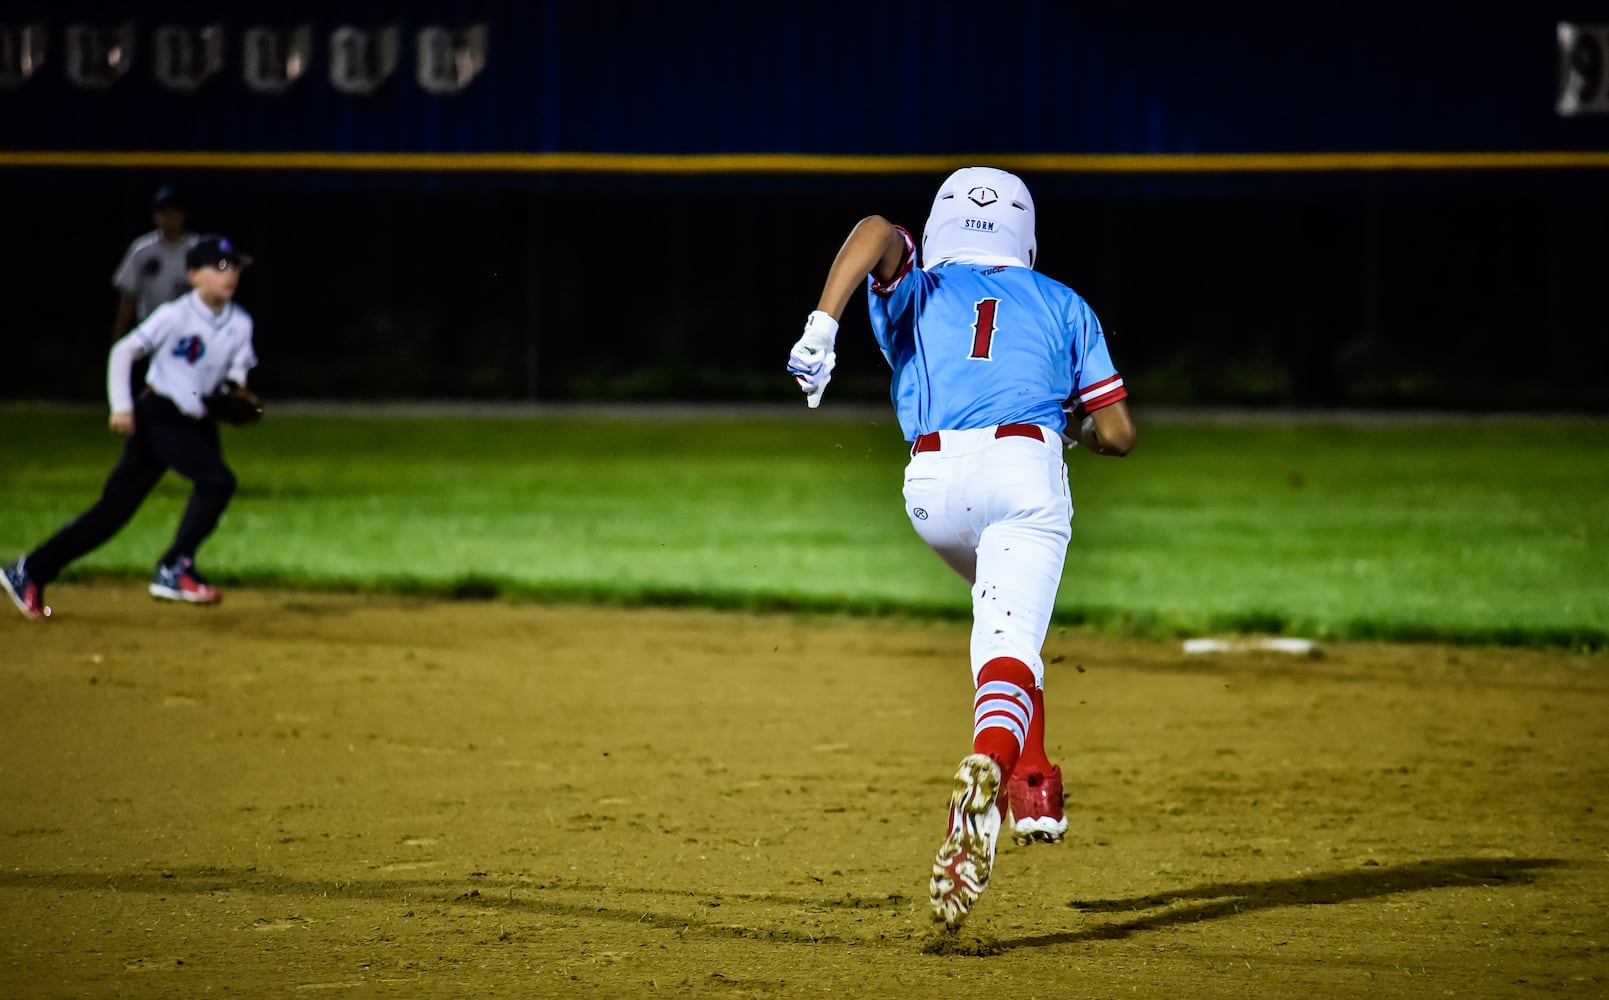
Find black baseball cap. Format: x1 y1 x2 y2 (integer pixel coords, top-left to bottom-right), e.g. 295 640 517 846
186 234 253 270
152 185 183 211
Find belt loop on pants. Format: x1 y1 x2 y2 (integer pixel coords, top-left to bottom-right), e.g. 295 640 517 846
910 423 1044 456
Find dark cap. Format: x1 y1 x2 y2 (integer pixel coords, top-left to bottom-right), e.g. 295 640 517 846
186 234 252 271
152 185 183 211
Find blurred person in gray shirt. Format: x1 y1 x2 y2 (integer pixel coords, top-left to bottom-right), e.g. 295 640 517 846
111 184 200 340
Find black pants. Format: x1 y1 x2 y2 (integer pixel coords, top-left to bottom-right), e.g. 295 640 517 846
27 391 237 585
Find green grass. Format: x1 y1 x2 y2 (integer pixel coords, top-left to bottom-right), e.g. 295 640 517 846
2 405 1605 649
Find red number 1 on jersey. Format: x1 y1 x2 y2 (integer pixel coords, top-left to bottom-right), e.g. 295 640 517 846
970 298 1000 360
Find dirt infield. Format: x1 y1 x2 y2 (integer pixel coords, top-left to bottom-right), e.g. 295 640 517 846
1 586 1604 998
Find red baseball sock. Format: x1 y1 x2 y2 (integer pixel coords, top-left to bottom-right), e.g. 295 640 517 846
972 657 1037 781
1016 685 1052 774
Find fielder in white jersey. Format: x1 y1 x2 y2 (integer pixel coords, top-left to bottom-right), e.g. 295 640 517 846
111 185 200 340
3 236 257 621
786 167 1136 931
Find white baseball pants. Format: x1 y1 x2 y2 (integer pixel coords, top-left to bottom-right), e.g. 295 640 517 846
901 424 1073 687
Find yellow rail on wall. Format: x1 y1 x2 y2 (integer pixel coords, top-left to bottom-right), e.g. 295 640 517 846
2 150 1608 173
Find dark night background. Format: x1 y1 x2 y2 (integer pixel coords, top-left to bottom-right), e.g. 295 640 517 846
2 1 1606 411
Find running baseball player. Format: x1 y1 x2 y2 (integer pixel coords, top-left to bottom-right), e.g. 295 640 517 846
2 235 257 620
787 167 1136 930
112 185 200 340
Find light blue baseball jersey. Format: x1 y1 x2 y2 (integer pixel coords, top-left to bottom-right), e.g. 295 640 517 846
867 228 1126 441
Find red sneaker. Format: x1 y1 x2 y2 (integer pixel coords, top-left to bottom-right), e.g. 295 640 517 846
1008 763 1068 845
149 557 220 604
2 558 51 620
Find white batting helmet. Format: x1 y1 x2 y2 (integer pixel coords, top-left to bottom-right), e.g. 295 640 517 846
921 166 1037 270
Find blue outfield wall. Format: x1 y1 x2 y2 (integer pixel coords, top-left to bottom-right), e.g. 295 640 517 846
3 2 1608 160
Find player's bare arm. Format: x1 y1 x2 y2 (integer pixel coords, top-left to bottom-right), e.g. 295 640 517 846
1075 400 1136 456
109 411 135 436
790 217 903 408
814 216 908 318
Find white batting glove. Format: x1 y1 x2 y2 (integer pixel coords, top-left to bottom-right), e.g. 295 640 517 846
787 310 839 408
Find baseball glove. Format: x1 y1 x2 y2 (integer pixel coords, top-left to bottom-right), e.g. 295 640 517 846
205 381 264 426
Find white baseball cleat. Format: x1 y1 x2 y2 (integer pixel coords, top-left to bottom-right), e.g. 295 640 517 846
929 753 1003 929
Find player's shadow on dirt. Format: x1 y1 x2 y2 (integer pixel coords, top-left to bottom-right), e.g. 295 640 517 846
0 856 1561 954
1007 856 1563 950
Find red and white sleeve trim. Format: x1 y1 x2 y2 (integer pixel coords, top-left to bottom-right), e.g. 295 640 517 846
1072 373 1127 416
869 225 917 296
